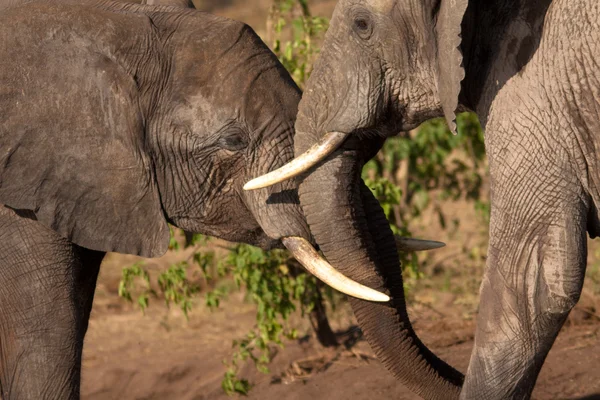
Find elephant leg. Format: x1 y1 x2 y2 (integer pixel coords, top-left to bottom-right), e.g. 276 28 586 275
461 222 586 399
460 124 589 399
0 206 104 400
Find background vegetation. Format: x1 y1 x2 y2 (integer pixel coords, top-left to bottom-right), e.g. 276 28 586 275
118 0 492 395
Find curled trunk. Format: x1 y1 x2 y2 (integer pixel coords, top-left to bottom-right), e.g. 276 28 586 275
297 144 463 399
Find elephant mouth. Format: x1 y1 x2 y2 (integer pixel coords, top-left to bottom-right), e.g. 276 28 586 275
252 235 285 251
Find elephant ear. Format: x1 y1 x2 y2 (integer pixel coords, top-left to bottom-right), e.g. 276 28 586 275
0 35 170 257
435 0 469 134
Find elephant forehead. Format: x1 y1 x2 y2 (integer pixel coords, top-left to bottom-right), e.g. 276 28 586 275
366 0 395 13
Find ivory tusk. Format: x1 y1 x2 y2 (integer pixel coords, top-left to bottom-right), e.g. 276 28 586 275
244 131 349 191
395 237 446 252
281 236 390 302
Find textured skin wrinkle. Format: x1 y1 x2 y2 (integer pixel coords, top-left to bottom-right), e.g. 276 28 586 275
293 0 600 398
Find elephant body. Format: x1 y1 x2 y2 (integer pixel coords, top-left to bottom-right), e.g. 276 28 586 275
0 0 311 398
248 0 600 398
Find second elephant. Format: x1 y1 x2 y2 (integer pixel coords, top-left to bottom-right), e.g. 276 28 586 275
247 0 600 399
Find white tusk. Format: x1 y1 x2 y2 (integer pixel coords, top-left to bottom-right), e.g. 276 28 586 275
244 131 349 191
282 236 390 302
395 237 446 252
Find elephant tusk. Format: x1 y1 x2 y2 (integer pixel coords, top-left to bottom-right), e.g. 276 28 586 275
282 236 390 303
243 131 349 191
395 237 446 252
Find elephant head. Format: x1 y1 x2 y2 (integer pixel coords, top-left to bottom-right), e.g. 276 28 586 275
0 2 294 255
245 0 470 398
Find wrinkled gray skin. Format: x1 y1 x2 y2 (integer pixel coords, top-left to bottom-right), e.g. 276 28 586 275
141 0 193 8
0 0 311 398
291 0 600 399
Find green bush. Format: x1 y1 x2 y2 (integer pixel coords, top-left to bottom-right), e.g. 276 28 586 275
364 112 487 277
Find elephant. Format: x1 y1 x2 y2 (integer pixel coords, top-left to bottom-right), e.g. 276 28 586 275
0 0 406 397
245 0 600 398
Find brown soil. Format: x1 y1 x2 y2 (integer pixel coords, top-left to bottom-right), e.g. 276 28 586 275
81 1 600 399
82 251 600 400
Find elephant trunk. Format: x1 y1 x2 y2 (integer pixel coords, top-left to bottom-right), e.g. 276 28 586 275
242 13 464 395
296 133 464 399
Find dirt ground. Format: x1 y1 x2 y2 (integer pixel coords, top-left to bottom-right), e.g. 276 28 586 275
80 1 600 399
82 249 600 400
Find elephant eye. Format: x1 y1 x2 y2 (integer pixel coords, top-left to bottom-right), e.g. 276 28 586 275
355 18 369 31
351 12 373 40
217 128 248 152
